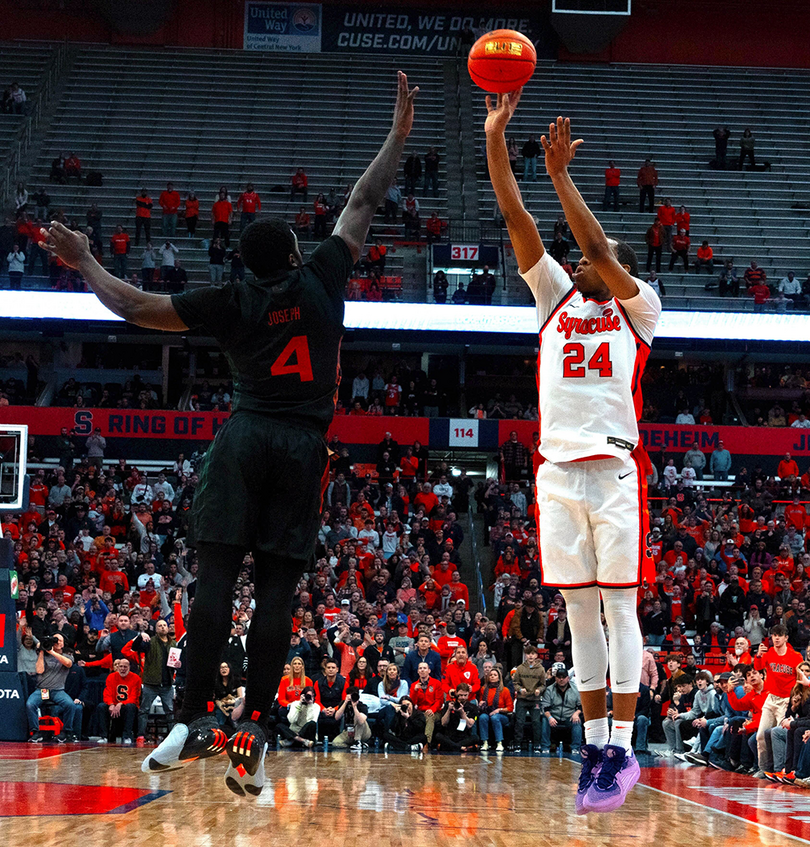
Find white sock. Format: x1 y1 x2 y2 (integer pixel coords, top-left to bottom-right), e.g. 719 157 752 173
584 717 610 749
609 720 634 753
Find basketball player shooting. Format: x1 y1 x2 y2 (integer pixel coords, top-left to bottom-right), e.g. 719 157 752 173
485 93 661 813
40 70 418 798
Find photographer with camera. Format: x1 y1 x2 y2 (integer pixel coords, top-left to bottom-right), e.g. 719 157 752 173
383 695 427 751
278 686 321 748
25 632 74 742
332 689 371 748
434 682 479 751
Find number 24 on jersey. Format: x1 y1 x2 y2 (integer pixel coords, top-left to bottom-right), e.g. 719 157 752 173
562 341 613 378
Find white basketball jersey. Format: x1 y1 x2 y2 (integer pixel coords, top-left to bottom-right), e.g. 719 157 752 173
521 253 661 463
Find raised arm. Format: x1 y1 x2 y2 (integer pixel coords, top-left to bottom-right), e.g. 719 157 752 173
484 90 544 273
541 117 638 300
39 222 189 331
333 71 418 263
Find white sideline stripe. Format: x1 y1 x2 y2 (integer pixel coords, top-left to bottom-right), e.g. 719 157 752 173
2 292 810 342
638 782 810 845
563 758 810 845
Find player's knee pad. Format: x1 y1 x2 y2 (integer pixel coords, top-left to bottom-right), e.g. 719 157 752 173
561 587 608 692
601 587 643 694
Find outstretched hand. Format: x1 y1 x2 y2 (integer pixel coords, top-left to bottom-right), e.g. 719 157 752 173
485 89 522 135
541 116 584 178
39 221 93 270
392 71 418 139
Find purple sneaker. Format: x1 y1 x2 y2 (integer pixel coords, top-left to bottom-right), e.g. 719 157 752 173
585 744 640 813
575 744 603 815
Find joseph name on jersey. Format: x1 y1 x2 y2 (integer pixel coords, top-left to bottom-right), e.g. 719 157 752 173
521 253 661 463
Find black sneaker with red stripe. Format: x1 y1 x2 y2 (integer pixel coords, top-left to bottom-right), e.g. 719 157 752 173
225 719 268 798
141 714 228 773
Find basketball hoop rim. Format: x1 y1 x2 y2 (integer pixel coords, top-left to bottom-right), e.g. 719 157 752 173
0 424 28 512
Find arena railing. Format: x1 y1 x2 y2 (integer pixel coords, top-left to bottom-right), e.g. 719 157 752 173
467 509 486 616
1 42 69 204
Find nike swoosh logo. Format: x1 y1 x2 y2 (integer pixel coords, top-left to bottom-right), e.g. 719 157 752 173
581 676 595 684
618 472 633 480
616 679 631 686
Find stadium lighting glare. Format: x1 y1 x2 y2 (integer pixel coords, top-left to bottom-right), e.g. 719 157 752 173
1 292 809 343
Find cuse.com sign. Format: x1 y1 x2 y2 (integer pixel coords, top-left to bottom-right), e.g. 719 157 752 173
244 1 322 52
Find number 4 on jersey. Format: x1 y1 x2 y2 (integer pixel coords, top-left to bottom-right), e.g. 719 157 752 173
562 341 613 378
270 335 313 382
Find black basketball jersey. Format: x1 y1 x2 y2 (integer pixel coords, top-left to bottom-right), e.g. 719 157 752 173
171 235 353 432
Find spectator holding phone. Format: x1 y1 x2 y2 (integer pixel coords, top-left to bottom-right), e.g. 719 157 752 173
751 624 803 776
727 663 767 772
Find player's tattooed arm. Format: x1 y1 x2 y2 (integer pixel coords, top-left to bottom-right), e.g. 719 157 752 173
484 89 544 273
333 71 418 263
542 116 639 300
39 221 189 331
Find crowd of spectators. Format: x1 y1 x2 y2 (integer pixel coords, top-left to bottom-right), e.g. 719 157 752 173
7 400 810 783
431 264 495 305
633 469 810 783
52 372 162 412
2 153 448 292
338 367 448 418
8 433 575 755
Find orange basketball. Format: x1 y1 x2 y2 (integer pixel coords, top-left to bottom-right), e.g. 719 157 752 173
468 29 537 93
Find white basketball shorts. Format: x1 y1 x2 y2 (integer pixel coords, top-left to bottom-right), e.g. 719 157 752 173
535 451 653 589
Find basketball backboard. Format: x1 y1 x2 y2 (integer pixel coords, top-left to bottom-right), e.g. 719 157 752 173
0 424 28 512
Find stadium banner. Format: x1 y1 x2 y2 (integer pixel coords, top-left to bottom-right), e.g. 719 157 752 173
0 407 430 445
244 1 322 52
496 421 810 457
1 407 809 457
320 5 556 57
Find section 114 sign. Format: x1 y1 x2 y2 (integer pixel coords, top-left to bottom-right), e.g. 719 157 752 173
449 418 480 447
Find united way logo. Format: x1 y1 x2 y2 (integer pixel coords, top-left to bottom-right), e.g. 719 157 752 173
292 8 317 33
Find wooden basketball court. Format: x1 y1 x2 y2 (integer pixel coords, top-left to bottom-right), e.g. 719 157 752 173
1 745 809 844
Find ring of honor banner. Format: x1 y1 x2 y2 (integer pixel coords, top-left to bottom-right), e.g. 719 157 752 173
244 1 323 52
1 408 810 460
